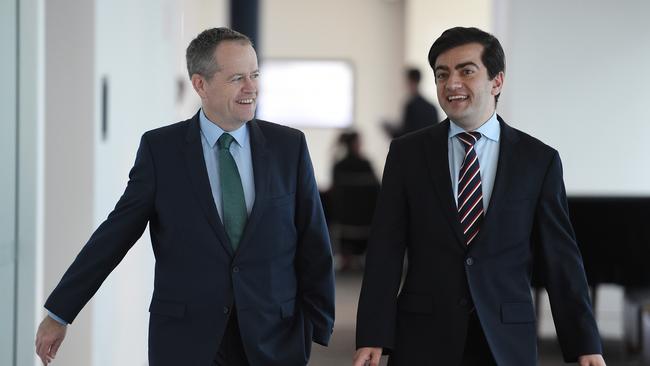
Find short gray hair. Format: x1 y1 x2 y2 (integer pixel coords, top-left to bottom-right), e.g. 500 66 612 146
185 27 252 80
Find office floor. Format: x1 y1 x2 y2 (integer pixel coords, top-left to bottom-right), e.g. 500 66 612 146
308 272 644 366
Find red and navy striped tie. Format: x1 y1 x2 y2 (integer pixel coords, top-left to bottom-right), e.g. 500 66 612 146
457 132 483 245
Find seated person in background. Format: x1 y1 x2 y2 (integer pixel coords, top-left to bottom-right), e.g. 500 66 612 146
330 131 380 271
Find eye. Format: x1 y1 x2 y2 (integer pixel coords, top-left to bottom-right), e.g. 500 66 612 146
462 69 475 76
251 72 260 80
435 72 448 81
230 75 243 83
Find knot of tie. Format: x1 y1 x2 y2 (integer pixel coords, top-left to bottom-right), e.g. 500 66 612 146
457 131 482 150
218 133 235 150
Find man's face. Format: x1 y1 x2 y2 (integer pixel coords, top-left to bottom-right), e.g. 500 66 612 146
434 42 503 130
193 41 259 130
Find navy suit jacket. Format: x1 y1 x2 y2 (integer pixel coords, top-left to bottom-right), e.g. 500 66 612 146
356 117 602 365
45 112 335 365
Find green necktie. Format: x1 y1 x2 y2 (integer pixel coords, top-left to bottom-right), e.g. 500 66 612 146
217 133 247 250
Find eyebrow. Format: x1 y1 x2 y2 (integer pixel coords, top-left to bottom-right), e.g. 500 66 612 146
435 62 480 72
456 62 479 70
228 69 260 78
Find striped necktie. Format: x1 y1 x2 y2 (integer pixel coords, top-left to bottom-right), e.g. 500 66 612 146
457 131 483 246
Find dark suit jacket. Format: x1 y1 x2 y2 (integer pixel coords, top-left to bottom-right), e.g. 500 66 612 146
45 112 335 365
356 117 601 366
388 94 440 138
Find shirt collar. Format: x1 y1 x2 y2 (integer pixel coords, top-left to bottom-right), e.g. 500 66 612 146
448 112 500 142
199 108 249 148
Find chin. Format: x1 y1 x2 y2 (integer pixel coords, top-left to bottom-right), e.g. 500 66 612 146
236 112 255 122
445 113 463 122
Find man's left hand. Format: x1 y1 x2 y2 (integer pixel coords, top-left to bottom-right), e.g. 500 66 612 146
578 354 606 366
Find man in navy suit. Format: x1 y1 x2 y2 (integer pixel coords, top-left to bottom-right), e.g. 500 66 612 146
35 27 334 366
354 27 605 366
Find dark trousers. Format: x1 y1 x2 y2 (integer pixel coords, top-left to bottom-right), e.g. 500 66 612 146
460 311 497 366
214 310 250 366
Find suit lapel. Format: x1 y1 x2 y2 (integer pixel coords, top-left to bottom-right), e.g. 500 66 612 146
183 112 234 257
425 120 467 249
233 119 270 258
476 116 521 244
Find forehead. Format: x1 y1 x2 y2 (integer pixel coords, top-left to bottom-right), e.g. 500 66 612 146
434 42 485 68
213 41 258 73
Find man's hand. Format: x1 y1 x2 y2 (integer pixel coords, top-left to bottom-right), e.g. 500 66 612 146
35 315 67 365
578 354 606 366
353 347 382 366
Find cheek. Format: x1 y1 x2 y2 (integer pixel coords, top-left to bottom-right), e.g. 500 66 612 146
436 86 446 101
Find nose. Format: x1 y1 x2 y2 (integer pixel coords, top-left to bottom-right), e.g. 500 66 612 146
445 73 462 91
242 76 257 93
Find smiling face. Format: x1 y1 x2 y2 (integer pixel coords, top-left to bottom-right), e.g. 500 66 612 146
191 40 259 131
434 42 504 131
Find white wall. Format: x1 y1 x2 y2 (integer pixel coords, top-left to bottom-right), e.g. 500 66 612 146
261 0 405 188
16 1 45 364
497 0 650 196
43 0 96 365
0 0 18 364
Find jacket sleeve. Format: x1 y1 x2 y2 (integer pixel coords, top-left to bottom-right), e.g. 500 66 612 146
294 132 335 346
534 150 602 361
44 134 156 323
355 140 408 353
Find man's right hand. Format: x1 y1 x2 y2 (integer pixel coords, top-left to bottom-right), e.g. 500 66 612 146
353 347 382 366
35 315 67 365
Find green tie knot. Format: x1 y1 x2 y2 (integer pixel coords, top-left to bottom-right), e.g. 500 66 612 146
218 133 235 150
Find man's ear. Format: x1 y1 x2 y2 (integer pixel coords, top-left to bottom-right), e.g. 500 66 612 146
191 74 206 99
491 71 504 96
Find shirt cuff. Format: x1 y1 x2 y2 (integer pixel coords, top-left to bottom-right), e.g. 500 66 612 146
47 310 68 326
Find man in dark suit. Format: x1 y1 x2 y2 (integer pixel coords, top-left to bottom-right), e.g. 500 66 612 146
35 27 334 366
354 27 605 366
383 68 440 138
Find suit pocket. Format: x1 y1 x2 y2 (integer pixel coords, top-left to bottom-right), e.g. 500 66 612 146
149 298 186 318
280 298 296 319
268 192 295 208
501 302 535 324
397 293 433 314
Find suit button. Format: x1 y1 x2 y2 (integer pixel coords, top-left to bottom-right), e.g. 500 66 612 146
232 266 239 273
465 257 474 266
223 306 230 314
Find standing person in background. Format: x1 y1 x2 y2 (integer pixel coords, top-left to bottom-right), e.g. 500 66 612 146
35 27 334 366
330 131 380 271
354 27 605 366
383 68 440 138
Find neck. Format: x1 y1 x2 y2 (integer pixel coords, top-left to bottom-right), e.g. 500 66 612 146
455 111 495 132
203 109 246 132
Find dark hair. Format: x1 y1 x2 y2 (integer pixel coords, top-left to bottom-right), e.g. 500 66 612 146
428 27 505 102
406 68 421 83
337 131 360 157
186 27 252 80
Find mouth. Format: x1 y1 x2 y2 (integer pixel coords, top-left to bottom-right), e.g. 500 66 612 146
447 95 468 102
236 98 255 105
